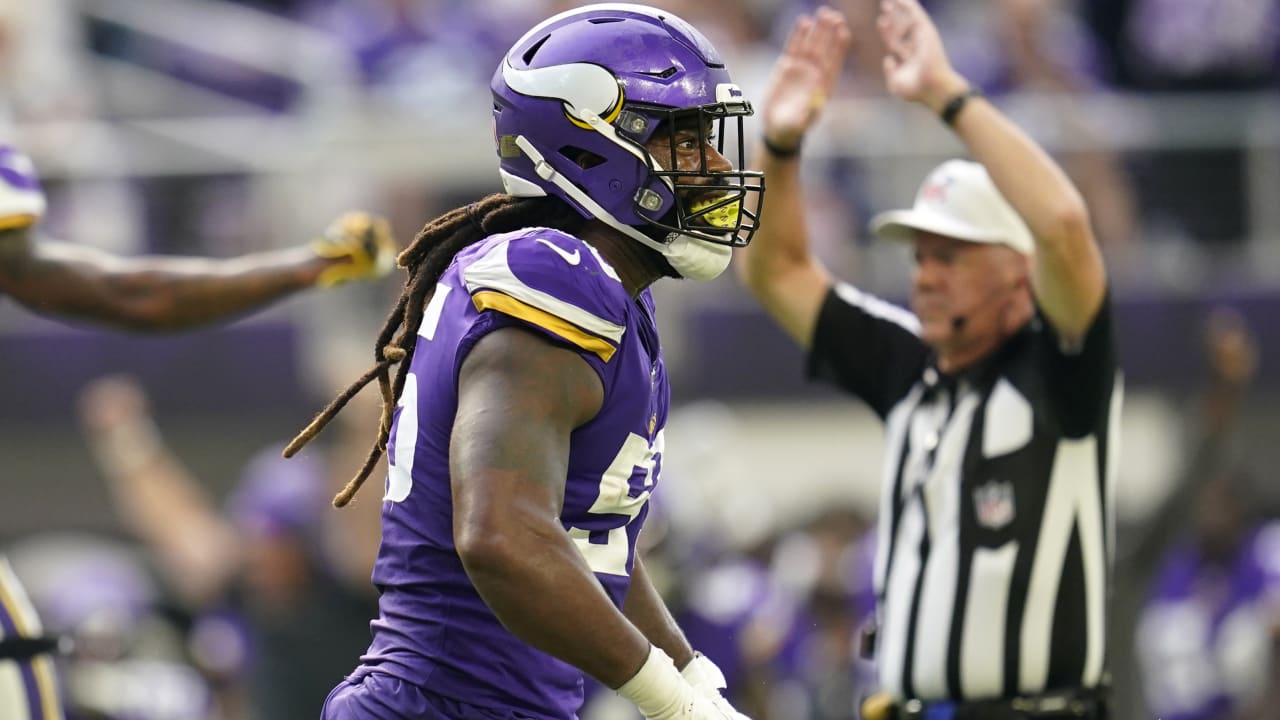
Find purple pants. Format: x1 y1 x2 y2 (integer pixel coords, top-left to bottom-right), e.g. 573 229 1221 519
321 672 544 720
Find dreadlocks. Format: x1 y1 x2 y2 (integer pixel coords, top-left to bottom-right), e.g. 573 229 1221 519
286 193 587 507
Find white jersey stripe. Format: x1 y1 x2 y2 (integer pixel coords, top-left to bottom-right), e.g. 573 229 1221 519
1019 436 1096 692
876 387 923 599
961 541 1019 698
912 394 979 698
880 497 927 699
464 240 626 343
1078 440 1107 687
833 282 922 336
1105 374 1124 562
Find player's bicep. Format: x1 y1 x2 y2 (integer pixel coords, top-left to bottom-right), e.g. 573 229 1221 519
451 326 604 525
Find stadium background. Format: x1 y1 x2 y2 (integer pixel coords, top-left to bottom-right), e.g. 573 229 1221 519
1 0 1278 719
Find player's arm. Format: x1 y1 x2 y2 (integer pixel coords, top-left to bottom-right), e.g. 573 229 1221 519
452 325 647 683
452 326 733 719
625 555 750 719
876 0 1106 342
735 8 850 350
624 553 695 668
0 211 396 333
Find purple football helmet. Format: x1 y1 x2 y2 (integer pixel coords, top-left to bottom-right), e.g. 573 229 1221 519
491 4 764 268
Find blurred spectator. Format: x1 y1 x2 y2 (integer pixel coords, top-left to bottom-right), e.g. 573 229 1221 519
1136 472 1280 720
1105 308 1269 720
297 0 542 110
990 0 1137 264
767 507 878 720
0 0 96 124
1083 0 1277 249
77 375 379 720
5 533 215 720
1084 0 1280 91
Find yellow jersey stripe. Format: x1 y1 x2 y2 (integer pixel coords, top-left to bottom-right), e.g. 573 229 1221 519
31 656 61 720
0 569 34 638
473 290 617 362
0 214 36 231
462 241 626 343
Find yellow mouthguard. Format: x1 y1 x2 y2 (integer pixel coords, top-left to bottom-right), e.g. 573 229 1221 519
689 195 740 229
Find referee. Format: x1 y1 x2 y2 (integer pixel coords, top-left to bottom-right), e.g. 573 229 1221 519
738 2 1118 718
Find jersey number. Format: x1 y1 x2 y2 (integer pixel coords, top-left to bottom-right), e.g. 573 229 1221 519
384 283 659 577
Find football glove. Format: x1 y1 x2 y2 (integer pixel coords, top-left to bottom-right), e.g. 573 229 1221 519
618 646 752 720
680 653 751 720
311 211 397 287
0 145 46 230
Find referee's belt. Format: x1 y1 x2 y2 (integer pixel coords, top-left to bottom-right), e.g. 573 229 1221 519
862 687 1108 720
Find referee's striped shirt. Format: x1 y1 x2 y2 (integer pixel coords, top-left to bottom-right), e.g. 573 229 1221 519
807 282 1122 702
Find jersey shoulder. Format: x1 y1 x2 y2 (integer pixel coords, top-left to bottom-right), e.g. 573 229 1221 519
459 228 630 362
0 146 45 229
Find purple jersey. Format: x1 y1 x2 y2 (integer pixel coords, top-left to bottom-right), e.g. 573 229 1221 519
350 228 669 719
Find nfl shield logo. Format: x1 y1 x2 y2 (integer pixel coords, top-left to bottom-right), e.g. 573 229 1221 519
973 480 1016 530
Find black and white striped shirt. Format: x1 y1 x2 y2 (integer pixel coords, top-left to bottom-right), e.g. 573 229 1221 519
808 282 1122 702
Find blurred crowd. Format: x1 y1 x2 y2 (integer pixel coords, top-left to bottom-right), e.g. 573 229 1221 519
1 0 1278 277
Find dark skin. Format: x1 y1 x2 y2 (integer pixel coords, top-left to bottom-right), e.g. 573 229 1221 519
0 227 345 332
451 124 729 688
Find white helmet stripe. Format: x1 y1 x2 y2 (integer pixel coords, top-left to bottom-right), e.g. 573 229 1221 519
502 61 621 122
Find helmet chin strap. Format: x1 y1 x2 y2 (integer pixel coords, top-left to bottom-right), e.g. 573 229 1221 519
512 133 732 280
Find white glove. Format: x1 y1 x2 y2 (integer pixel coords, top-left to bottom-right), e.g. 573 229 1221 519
617 646 748 720
0 146 46 230
680 653 751 720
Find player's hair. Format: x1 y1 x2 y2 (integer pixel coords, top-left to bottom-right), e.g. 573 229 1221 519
285 193 586 506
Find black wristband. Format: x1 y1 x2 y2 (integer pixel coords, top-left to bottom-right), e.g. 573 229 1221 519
940 87 982 126
761 135 802 159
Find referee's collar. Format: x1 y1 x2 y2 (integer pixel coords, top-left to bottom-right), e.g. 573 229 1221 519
922 317 1038 396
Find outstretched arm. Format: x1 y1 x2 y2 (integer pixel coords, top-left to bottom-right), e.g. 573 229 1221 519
0 213 396 333
0 145 397 333
876 0 1106 341
735 8 851 350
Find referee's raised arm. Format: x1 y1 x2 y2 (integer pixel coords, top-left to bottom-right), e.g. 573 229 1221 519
875 0 1107 342
735 7 850 350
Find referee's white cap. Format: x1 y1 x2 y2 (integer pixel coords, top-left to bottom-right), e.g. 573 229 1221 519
869 159 1035 256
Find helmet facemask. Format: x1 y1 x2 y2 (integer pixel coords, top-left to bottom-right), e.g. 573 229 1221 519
618 101 764 249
